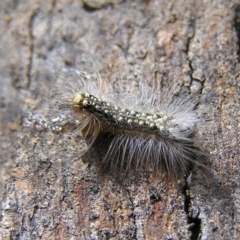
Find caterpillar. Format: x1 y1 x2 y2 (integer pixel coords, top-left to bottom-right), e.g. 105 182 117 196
38 68 204 178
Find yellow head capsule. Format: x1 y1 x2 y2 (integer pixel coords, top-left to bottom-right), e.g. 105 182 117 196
72 93 83 105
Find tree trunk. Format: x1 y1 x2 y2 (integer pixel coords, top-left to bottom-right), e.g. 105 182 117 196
1 0 240 239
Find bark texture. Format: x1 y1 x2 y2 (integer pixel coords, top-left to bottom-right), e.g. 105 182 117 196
0 0 240 239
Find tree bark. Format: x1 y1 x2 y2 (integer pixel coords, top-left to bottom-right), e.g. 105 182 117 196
0 0 240 239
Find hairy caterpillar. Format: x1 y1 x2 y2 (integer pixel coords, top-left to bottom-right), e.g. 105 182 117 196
37 68 204 178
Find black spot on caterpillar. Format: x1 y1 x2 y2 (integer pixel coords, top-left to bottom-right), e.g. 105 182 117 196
39 69 205 178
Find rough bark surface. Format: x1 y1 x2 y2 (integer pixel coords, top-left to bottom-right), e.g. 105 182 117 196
0 0 240 239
